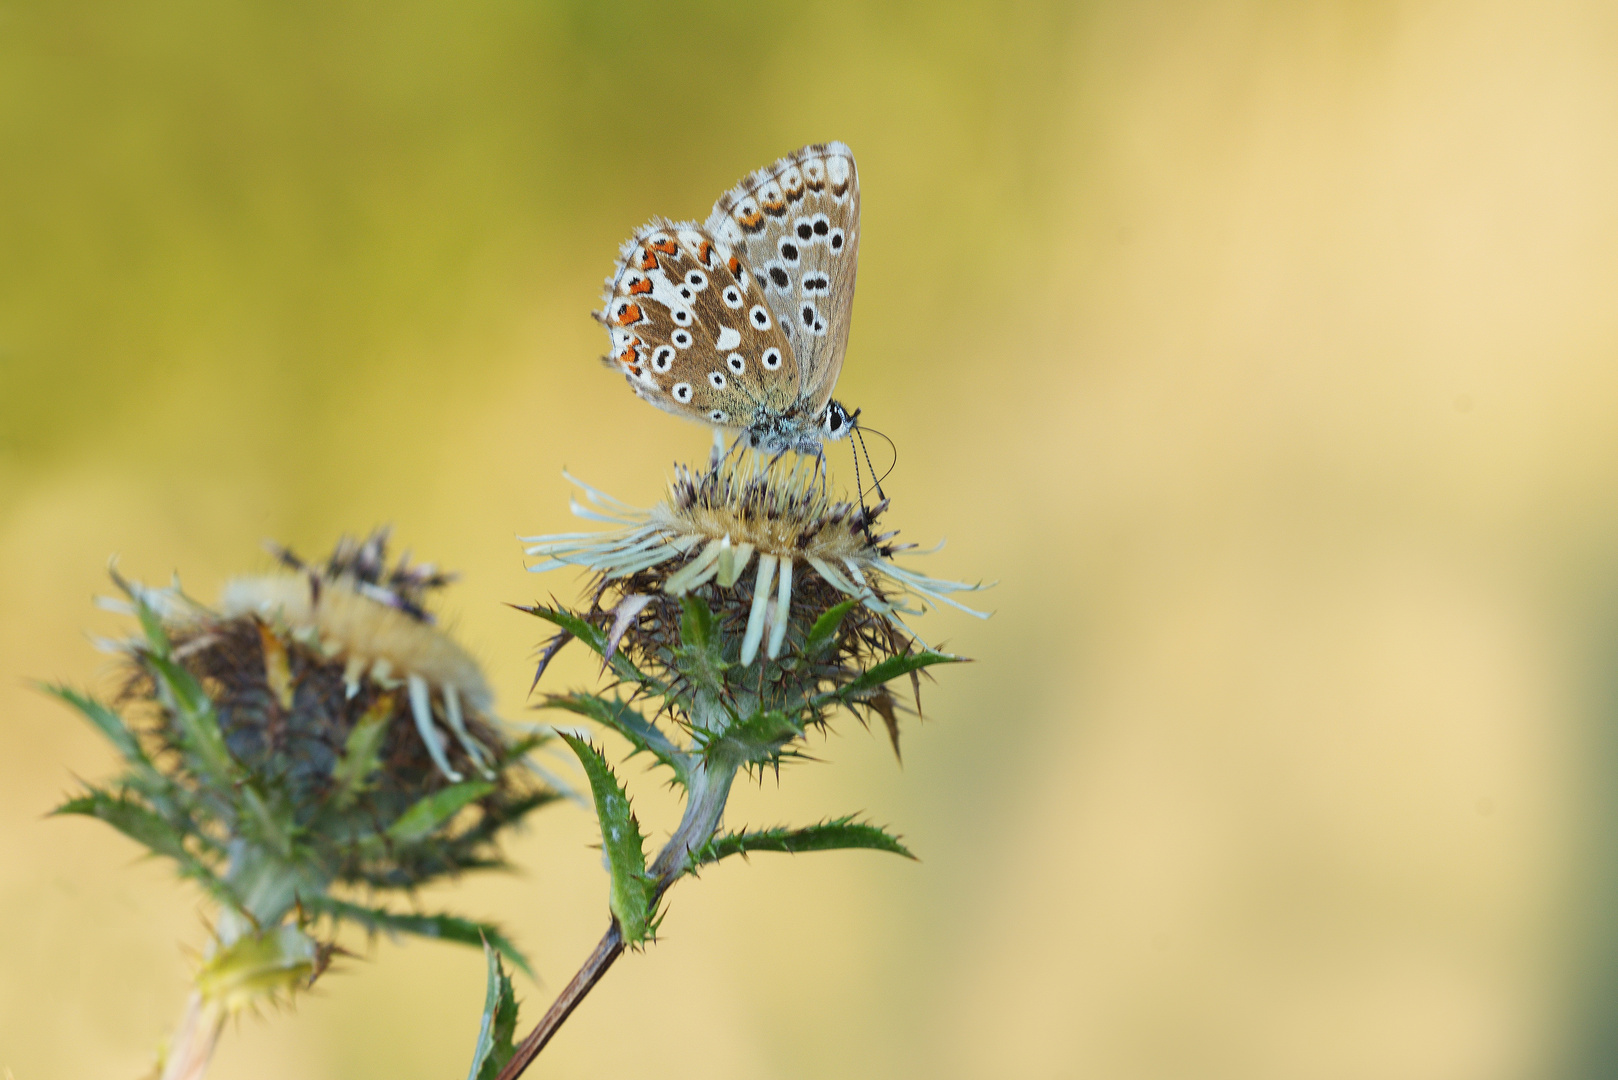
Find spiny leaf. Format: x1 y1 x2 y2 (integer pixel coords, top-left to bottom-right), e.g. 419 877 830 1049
37 682 144 764
803 598 861 659
696 816 916 865
54 789 194 862
710 708 801 765
304 895 533 979
559 732 656 945
543 693 690 787
678 594 715 651
520 604 663 690
387 781 494 843
146 653 236 784
328 694 395 809
52 789 237 904
466 939 520 1080
817 650 963 704
237 782 296 858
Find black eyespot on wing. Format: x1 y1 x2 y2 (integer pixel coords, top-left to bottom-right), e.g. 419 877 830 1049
801 305 815 327
781 242 799 262
813 218 829 235
769 267 789 288
796 222 812 240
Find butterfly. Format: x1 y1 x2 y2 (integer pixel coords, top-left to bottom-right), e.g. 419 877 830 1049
597 142 862 456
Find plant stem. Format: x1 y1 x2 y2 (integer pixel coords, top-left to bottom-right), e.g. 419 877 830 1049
496 751 742 1079
492 922 624 1080
158 992 223 1080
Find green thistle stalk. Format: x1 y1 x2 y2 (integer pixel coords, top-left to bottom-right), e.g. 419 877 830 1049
46 531 559 1080
468 444 986 1080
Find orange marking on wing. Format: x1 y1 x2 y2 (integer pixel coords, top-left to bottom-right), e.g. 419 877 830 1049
696 240 713 265
613 335 642 364
611 303 643 327
627 277 652 295
727 255 741 275
737 208 763 229
650 238 677 255
637 249 658 271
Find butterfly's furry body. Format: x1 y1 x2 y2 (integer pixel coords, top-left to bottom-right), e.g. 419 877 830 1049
598 142 862 456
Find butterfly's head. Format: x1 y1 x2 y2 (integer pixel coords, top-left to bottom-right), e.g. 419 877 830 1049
822 400 858 443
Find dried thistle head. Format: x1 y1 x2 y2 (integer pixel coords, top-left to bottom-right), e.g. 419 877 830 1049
50 529 553 1014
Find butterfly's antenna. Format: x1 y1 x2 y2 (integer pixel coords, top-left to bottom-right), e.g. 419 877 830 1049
853 421 891 502
850 430 867 508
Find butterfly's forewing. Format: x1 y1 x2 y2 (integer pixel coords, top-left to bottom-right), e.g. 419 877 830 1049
705 142 861 414
601 221 799 429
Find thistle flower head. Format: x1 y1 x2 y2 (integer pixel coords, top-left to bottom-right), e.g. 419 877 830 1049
50 529 551 1008
521 445 988 761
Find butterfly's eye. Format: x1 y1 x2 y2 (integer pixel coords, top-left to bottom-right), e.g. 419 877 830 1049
749 305 771 330
672 382 693 403
761 347 782 370
823 402 852 438
672 330 693 348
828 228 845 252
685 270 707 290
726 353 746 374
708 371 727 388
777 237 800 264
722 285 744 309
652 345 675 372
709 409 727 423
671 307 693 327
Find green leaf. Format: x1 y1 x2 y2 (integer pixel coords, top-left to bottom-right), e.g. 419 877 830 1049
543 693 689 787
678 594 715 651
803 598 861 659
558 732 656 945
387 781 495 843
329 695 394 808
817 650 963 704
38 682 145 764
52 789 235 902
305 895 533 979
466 940 520 1080
146 654 237 784
711 708 801 764
522 604 663 690
696 815 916 865
133 598 173 660
237 782 296 858
674 594 729 691
54 789 193 862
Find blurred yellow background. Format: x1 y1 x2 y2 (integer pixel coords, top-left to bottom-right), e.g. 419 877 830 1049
6 1 1618 1077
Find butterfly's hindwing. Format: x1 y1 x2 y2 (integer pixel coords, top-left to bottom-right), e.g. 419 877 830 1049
601 220 798 428
704 142 860 414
